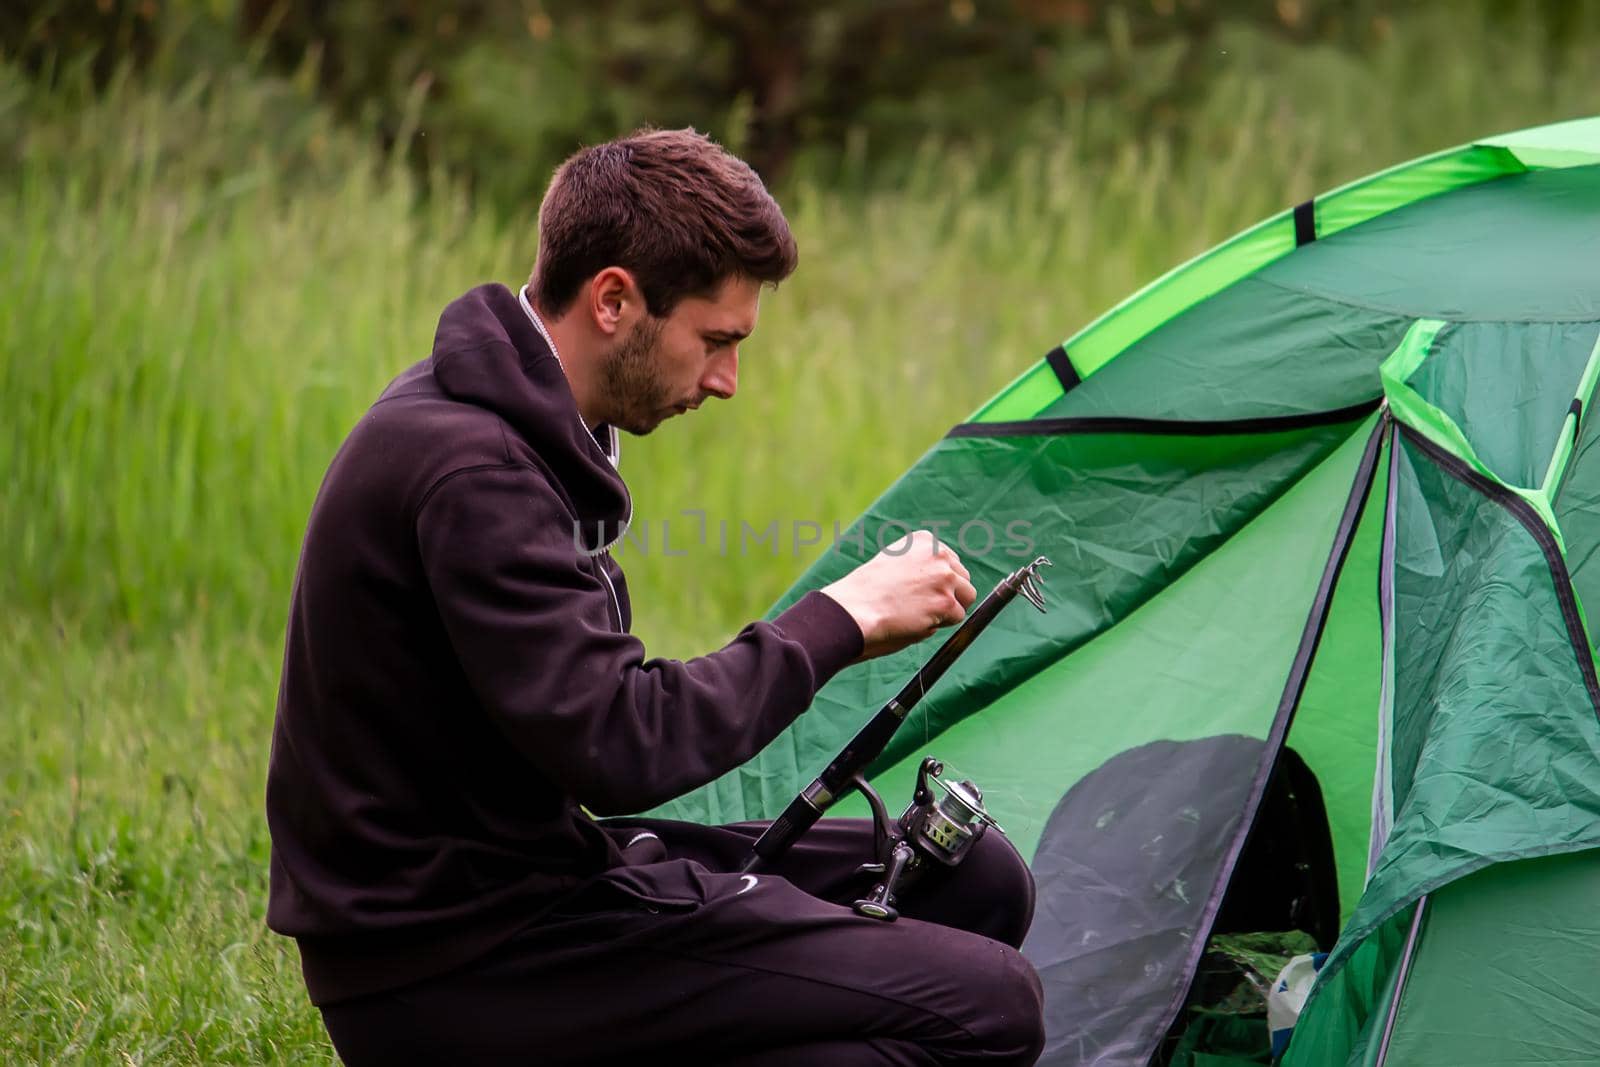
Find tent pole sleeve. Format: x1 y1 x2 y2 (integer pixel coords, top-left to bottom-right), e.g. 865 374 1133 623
1382 318 1567 538
1538 332 1600 501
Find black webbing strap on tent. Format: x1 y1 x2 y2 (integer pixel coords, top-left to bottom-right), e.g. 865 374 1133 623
1045 344 1081 393
946 397 1381 439
1294 199 1317 246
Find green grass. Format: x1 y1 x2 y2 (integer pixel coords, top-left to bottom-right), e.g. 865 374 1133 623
2 5 1598 1061
1 618 325 1063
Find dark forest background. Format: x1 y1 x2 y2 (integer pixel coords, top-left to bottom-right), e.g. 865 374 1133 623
12 0 1592 206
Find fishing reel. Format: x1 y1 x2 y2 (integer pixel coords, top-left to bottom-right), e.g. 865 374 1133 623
849 757 1005 921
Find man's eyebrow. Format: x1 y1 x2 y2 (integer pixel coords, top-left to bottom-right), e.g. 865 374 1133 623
704 328 751 342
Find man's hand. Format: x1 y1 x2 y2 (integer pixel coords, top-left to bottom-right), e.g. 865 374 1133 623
821 530 979 661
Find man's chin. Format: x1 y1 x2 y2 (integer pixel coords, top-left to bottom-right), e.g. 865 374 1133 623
613 412 667 437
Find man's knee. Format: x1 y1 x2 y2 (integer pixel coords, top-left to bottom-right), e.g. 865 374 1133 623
962 942 1046 1063
990 830 1039 946
945 829 1037 948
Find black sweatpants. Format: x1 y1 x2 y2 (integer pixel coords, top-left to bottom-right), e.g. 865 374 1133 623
319 818 1045 1065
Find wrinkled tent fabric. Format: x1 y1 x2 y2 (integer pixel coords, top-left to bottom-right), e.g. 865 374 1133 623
649 117 1600 1065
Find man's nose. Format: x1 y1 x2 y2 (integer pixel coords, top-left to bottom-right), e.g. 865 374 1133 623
702 349 738 400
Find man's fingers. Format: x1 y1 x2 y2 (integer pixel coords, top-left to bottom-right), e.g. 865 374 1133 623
948 551 972 586
953 574 978 608
948 593 969 624
926 535 970 580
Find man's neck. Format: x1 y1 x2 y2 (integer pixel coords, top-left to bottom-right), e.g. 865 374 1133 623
526 296 602 430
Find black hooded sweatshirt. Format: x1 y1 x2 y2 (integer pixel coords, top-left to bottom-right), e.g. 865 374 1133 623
265 284 863 1005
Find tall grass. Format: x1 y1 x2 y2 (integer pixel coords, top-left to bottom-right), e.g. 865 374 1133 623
6 7 1596 652
2 4 1597 1061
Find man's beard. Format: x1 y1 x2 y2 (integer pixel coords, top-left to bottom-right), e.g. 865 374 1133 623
600 315 671 435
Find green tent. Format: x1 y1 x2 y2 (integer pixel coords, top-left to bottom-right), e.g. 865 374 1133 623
654 116 1600 1065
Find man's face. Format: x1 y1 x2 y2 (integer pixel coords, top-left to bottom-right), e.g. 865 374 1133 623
601 276 759 435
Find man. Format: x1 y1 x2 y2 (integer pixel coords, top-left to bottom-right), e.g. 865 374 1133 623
267 128 1045 1065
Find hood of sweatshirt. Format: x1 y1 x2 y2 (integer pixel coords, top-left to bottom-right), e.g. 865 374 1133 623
429 283 631 553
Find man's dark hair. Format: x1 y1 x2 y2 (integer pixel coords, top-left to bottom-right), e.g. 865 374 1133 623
529 128 798 318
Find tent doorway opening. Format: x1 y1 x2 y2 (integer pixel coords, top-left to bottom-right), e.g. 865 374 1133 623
1156 746 1341 1066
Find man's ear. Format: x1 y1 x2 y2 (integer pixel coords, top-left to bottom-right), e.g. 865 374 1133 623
588 267 639 338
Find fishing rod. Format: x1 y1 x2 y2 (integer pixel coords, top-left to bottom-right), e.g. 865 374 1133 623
742 555 1052 917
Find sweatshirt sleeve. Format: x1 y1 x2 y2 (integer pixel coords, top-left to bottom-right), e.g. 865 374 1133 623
415 463 864 816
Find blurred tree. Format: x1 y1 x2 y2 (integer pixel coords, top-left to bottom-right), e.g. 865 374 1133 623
2 0 158 86
7 0 1583 204
228 0 1419 189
